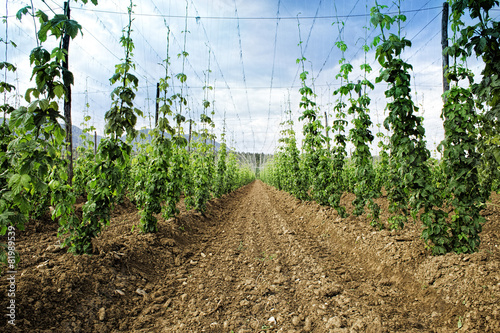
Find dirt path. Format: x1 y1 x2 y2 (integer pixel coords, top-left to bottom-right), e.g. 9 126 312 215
152 180 463 332
1 180 499 332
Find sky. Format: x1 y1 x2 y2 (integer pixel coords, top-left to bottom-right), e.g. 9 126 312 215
0 0 492 155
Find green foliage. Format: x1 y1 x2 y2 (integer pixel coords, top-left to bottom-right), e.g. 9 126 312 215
371 1 440 230
329 98 348 218
190 100 216 213
129 139 150 207
0 62 16 94
347 28 381 225
139 134 172 233
268 108 308 200
0 19 22 270
329 60 349 217
322 13 350 218
263 0 495 255
191 146 214 213
226 150 239 192
374 127 390 192
448 0 500 197
64 138 130 254
8 98 77 243
0 122 28 235
181 145 195 211
214 141 228 198
24 8 84 102
1 3 89 259
161 119 188 221
297 67 332 206
212 138 253 197
62 1 139 253
105 1 141 141
0 34 22 255
73 117 96 197
297 22 337 208
422 1 492 254
348 90 379 218
163 142 186 221
162 13 192 218
37 12 82 42
16 6 32 21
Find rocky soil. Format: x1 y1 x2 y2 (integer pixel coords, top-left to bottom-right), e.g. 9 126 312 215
1 180 499 332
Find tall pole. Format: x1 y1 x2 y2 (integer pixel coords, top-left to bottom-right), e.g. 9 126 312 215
324 111 330 151
62 1 73 186
3 0 8 122
442 2 450 95
188 119 192 153
155 82 159 127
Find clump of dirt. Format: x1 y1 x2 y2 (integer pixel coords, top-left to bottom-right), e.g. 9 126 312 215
0 182 499 332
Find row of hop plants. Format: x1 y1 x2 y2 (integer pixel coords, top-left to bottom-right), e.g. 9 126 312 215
262 0 499 255
0 0 254 271
0 0 100 263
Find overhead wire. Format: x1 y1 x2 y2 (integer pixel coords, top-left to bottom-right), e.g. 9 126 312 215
144 0 208 128
109 0 158 84
188 0 250 151
289 0 324 92
232 0 256 152
5 0 479 153
260 0 281 152
303 0 323 55
70 5 443 21
403 0 432 30
342 3 442 105
51 0 200 132
313 0 360 84
405 13 442 61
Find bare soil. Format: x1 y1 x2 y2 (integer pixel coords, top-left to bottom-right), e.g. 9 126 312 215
1 180 499 332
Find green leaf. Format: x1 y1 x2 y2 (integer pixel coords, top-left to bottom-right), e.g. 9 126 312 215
38 23 51 43
16 6 31 21
176 73 187 83
53 124 66 145
8 174 24 195
49 179 61 191
54 84 65 99
0 62 17 72
65 20 83 39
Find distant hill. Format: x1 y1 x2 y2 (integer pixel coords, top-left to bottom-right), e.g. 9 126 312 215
72 125 221 151
3 118 220 151
71 125 103 148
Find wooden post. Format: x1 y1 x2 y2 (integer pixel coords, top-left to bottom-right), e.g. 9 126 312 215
442 2 450 95
94 131 97 159
188 119 192 153
62 1 73 185
324 111 330 151
155 82 159 127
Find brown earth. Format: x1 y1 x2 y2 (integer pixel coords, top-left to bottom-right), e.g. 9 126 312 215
0 180 499 332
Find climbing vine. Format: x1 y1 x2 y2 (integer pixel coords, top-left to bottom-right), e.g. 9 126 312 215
448 0 500 195
62 0 140 253
421 2 487 254
371 1 434 229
